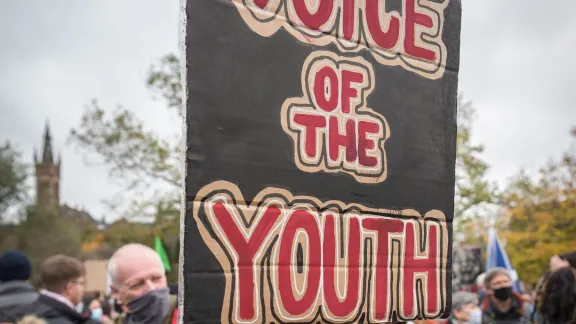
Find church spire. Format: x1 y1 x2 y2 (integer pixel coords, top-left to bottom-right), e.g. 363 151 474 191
42 121 54 164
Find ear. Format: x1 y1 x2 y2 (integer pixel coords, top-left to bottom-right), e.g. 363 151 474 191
60 282 73 298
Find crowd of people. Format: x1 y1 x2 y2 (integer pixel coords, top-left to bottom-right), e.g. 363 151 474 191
410 250 576 324
0 244 178 324
0 246 575 324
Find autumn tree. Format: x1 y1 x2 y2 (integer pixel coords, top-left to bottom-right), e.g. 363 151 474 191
501 131 576 284
0 141 28 220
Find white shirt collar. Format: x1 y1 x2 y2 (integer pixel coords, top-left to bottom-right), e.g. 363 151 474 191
40 289 75 309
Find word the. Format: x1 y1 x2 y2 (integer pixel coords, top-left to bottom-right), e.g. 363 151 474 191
232 0 448 79
281 52 388 183
194 181 449 324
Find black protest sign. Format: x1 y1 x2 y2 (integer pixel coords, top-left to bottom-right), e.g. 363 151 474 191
182 0 461 322
453 246 484 291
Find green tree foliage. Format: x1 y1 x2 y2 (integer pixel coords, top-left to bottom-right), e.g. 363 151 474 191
454 95 499 243
147 53 182 114
69 100 180 220
68 53 184 264
501 131 576 284
3 206 82 286
0 141 28 219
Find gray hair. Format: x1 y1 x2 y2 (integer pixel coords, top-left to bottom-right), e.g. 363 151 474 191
484 267 511 288
108 243 163 288
452 291 478 311
476 272 486 287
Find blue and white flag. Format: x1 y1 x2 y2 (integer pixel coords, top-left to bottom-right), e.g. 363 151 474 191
486 228 522 294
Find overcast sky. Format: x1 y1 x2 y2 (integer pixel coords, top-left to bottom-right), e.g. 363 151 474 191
0 0 574 221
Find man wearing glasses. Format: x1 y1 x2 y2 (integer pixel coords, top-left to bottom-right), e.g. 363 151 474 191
32 254 90 324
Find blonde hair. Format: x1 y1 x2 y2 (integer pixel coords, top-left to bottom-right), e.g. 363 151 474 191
17 315 47 324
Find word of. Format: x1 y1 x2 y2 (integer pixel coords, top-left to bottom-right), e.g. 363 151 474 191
232 0 448 79
282 52 388 183
194 181 450 324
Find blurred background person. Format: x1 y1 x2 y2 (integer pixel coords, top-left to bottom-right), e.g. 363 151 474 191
31 255 89 324
549 251 576 272
0 251 38 316
450 291 481 324
536 266 576 324
80 297 111 324
475 272 487 304
481 268 530 323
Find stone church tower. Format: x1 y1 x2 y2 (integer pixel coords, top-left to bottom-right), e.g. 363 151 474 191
34 123 60 213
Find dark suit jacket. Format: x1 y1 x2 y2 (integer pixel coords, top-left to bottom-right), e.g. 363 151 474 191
31 294 89 324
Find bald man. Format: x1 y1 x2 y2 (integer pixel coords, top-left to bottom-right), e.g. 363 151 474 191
108 244 177 324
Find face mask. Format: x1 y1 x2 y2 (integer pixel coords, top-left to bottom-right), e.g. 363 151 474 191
90 308 103 320
526 302 535 315
126 287 171 324
469 308 482 324
493 286 513 301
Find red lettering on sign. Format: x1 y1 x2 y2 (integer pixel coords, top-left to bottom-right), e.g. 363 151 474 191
357 120 380 168
233 0 448 79
282 52 389 184
399 221 442 319
404 0 436 62
313 66 339 113
278 209 322 316
365 0 400 50
363 217 404 322
253 0 270 9
193 181 450 324
291 0 334 31
328 116 357 163
322 214 362 319
340 70 363 114
293 113 326 160
210 201 282 322
340 0 356 41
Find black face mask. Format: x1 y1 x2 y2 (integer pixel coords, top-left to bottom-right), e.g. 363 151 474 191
493 286 513 301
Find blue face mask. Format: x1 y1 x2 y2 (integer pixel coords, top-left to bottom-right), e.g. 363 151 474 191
526 303 535 315
469 308 482 324
91 308 103 320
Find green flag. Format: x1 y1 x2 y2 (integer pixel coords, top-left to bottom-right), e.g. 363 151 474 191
154 235 172 273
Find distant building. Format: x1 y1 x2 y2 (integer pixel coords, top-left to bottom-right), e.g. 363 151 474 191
34 122 99 227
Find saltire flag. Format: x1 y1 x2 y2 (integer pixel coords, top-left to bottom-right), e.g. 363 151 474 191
486 228 522 293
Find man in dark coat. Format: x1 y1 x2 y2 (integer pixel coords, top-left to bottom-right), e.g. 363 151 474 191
0 251 38 321
29 255 90 324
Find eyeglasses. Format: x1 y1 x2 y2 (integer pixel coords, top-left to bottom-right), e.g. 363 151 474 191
71 280 86 287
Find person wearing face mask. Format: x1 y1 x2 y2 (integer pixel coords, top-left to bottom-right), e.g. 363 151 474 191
81 298 111 324
481 268 531 324
108 244 177 324
475 273 487 305
450 292 482 324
